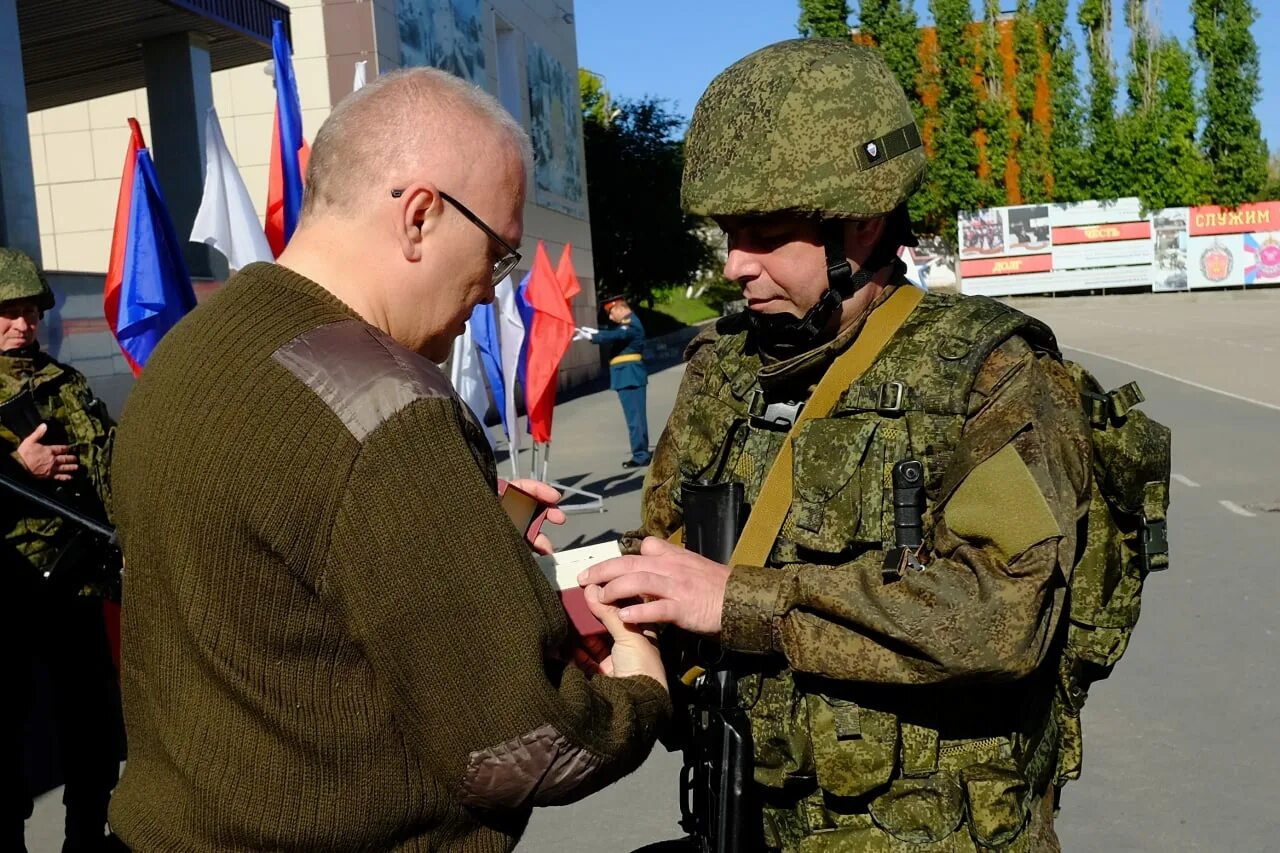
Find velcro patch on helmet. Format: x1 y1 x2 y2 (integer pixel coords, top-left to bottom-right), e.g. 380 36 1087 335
855 122 923 171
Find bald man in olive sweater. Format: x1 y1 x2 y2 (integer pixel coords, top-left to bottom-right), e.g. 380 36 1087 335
107 69 669 851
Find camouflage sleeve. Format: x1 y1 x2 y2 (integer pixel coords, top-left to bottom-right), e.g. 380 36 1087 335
719 337 1093 684
59 369 116 518
635 331 721 544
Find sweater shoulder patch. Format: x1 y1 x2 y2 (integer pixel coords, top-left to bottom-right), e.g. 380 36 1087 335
273 320 457 442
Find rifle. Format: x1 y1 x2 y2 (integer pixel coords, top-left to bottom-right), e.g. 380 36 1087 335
676 480 759 853
0 471 121 597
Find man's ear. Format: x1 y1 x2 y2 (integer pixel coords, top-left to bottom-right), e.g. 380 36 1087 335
843 216 888 264
396 185 442 261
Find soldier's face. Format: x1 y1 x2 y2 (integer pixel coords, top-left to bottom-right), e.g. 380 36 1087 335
0 299 39 350
717 216 830 317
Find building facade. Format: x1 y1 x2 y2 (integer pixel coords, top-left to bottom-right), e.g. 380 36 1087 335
27 0 599 410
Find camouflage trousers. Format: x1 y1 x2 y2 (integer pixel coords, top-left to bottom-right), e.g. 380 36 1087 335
762 786 1060 852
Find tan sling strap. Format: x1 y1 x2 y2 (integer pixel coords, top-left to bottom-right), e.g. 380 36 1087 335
670 285 923 683
670 285 923 565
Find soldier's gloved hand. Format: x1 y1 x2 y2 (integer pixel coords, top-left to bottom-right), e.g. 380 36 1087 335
16 423 78 481
578 536 730 636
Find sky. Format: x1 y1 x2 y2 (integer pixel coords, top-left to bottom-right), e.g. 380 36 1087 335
575 0 1279 157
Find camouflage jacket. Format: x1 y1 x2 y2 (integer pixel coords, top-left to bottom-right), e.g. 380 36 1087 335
640 288 1092 849
1 347 115 575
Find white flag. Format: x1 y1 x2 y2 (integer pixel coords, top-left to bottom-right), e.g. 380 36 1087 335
450 321 496 450
353 60 368 92
494 275 526 462
190 107 273 272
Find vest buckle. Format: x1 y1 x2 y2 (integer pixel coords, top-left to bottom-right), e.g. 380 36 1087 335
877 380 907 414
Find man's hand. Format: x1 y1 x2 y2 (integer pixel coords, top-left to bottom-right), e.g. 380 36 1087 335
583 584 668 690
504 478 567 556
16 423 78 481
578 536 730 636
572 326 598 342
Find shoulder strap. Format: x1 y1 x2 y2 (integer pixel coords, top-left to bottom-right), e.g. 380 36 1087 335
730 285 924 567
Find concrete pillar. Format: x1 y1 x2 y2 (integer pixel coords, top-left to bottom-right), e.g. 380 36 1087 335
142 31 226 280
0 0 41 263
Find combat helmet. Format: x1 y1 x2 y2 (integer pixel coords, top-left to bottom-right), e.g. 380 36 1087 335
683 39 924 345
0 248 54 311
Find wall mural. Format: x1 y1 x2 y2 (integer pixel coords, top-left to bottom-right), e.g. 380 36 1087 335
398 0 486 88
526 40 584 218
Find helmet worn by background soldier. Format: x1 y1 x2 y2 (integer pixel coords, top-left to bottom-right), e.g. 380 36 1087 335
0 247 55 311
682 38 926 221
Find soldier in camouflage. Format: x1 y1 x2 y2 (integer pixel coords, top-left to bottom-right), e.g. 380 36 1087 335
579 40 1093 850
0 248 121 852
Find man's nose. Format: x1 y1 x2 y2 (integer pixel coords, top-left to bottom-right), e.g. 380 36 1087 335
722 247 760 283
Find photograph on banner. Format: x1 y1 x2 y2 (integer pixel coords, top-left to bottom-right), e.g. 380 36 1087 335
1006 205 1051 254
398 0 486 87
1152 208 1190 292
527 41 586 218
959 208 1006 257
1187 201 1280 289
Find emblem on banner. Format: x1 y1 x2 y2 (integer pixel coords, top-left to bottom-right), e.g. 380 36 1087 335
1200 241 1233 283
1244 233 1280 283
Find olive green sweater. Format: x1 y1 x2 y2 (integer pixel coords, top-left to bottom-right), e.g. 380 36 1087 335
109 263 669 851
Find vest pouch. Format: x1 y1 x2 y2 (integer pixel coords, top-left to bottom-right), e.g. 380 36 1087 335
675 394 743 486
785 418 877 556
805 694 897 798
867 774 966 844
748 671 814 788
961 761 1030 848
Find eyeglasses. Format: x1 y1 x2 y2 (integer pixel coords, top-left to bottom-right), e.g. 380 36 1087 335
391 188 521 284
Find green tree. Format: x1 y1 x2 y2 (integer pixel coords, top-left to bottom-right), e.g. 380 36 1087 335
1192 0 1268 204
798 0 851 38
917 0 983 247
1078 0 1121 198
1036 0 1088 200
581 87 713 307
1013 0 1051 203
1267 149 1280 200
578 68 614 127
855 1 922 102
976 0 1014 205
1118 3 1208 212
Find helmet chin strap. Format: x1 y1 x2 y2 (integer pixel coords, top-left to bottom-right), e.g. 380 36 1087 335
747 221 882 351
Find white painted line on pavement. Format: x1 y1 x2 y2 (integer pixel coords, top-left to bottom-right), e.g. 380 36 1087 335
1062 345 1280 413
1219 500 1256 518
1172 474 1200 488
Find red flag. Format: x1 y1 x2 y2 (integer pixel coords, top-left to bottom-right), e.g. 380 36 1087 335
524 242 575 443
103 120 146 375
555 243 582 303
265 104 311 257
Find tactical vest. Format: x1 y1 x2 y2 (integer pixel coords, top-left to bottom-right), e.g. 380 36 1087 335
1 352 114 575
668 292 1168 850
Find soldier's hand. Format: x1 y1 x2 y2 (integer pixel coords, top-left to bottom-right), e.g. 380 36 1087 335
16 423 78 481
579 536 730 636
584 584 668 690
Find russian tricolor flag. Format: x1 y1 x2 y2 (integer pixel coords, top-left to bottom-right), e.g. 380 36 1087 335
103 119 197 375
265 19 310 257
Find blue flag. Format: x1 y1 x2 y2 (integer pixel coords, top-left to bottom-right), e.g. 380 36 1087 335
105 121 197 373
470 301 506 428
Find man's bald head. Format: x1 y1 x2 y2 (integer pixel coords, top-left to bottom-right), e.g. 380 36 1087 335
301 67 531 221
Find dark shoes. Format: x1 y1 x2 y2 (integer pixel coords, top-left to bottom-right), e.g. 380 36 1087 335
622 458 651 469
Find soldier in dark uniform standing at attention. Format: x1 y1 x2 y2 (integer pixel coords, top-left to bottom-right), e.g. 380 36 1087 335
580 295 651 468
